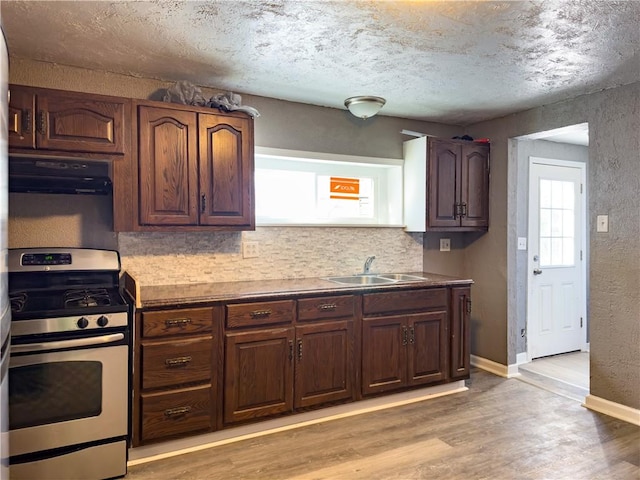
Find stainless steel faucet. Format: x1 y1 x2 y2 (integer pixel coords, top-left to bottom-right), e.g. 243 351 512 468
363 255 376 274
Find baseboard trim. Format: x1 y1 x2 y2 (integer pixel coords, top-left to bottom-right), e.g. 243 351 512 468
516 352 529 365
470 355 520 378
583 394 640 426
128 380 467 466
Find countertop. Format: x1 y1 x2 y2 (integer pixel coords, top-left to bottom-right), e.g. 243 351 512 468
123 271 473 309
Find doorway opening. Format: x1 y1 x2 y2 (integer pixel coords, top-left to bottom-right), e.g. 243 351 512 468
509 123 589 395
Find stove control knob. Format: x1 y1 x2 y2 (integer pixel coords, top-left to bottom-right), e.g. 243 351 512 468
77 317 89 329
97 316 109 327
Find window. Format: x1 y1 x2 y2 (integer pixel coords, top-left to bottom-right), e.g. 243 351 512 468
255 147 403 226
539 179 575 266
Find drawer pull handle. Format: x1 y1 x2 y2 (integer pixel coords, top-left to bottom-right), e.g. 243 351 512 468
36 110 47 135
250 309 272 319
23 109 32 133
164 406 192 417
165 356 192 367
165 317 192 327
317 303 337 311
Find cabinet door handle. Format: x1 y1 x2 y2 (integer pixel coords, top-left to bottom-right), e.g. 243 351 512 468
164 406 192 417
201 194 206 213
165 356 192 368
22 109 32 133
317 303 337 311
461 202 468 217
250 309 272 319
288 340 294 362
297 339 303 361
409 326 415 344
164 317 192 327
402 325 408 346
466 298 472 314
36 110 47 135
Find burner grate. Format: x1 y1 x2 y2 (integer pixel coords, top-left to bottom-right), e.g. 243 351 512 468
63 288 112 309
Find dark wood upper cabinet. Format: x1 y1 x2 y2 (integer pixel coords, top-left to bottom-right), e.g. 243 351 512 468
428 138 489 230
136 102 254 230
138 106 199 226
8 85 127 155
199 114 253 226
404 136 489 232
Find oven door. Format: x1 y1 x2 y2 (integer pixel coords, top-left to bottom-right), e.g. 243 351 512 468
8 332 128 457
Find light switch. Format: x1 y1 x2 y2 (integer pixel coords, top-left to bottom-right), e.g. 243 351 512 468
517 237 527 250
440 238 451 252
596 215 609 233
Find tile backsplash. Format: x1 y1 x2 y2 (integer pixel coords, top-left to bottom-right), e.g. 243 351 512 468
119 227 423 286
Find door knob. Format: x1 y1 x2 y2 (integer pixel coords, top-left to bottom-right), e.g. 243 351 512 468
533 268 542 275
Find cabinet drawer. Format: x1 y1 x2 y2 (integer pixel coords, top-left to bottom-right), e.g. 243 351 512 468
226 300 295 328
363 288 447 315
141 384 212 442
142 307 213 338
141 336 212 389
297 295 355 321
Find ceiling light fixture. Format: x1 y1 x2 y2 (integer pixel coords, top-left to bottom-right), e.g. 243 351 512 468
344 96 386 119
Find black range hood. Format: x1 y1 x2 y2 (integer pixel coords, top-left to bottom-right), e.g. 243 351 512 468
9 158 112 195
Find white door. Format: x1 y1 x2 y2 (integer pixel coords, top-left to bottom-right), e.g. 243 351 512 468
527 158 586 359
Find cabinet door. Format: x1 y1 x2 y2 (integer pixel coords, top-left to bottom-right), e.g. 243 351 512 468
199 113 254 227
295 321 355 408
36 91 126 154
138 106 199 226
450 287 471 379
224 328 294 424
428 139 461 228
362 316 407 396
8 86 35 148
460 144 489 228
408 311 448 386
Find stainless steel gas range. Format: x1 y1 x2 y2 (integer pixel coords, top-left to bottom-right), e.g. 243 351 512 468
7 248 131 480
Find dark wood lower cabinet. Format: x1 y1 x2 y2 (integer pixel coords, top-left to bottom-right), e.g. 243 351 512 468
294 320 355 408
224 328 295 424
224 321 356 424
141 384 212 442
362 311 448 396
362 316 407 395
133 285 471 445
450 286 471 379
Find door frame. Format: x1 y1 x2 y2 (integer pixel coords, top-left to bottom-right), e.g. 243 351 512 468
526 156 588 361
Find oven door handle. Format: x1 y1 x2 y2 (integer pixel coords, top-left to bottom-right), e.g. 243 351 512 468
11 333 125 354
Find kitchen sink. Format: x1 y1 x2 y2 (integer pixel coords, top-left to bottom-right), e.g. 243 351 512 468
376 274 428 282
324 275 396 285
324 273 429 285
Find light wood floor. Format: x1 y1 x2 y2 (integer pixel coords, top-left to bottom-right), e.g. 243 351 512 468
126 369 639 480
517 351 590 402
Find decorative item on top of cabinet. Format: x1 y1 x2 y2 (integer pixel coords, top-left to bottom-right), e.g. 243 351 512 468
361 288 448 396
8 85 128 155
133 306 219 446
135 100 254 231
404 136 489 232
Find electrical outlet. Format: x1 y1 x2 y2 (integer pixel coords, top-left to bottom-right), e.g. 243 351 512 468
440 238 451 252
243 241 259 258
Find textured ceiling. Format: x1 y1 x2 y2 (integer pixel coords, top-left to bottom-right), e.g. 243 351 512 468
2 1 639 125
